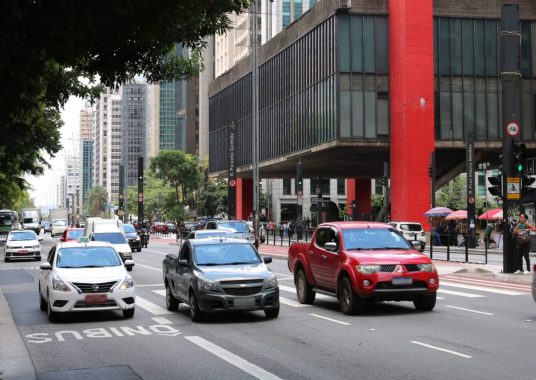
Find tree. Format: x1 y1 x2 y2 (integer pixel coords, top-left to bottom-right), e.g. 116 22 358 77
0 0 251 198
125 172 173 222
436 174 497 211
85 186 109 217
150 150 202 221
197 181 228 217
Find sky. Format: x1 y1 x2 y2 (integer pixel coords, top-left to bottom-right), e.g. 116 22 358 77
28 96 86 209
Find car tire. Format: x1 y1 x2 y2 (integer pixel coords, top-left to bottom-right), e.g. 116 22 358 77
126 266 132 272
413 292 436 311
338 276 364 315
123 308 135 319
264 306 280 319
4 257 9 263
137 248 142 252
47 291 59 323
166 285 179 311
295 269 315 304
189 292 204 322
39 285 47 311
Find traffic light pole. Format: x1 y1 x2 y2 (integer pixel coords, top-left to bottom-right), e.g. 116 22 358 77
137 156 144 224
500 5 521 273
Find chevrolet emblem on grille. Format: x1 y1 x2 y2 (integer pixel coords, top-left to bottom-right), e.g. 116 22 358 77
239 284 247 288
92 284 100 292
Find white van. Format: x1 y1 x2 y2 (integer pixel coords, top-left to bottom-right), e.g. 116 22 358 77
84 218 124 237
88 223 132 267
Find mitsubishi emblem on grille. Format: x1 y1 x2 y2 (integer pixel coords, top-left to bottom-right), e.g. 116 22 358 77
92 284 100 292
394 265 405 273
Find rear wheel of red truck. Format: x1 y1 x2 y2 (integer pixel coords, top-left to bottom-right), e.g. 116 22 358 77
338 277 364 315
295 269 315 304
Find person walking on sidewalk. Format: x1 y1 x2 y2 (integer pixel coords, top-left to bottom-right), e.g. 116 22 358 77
513 213 536 274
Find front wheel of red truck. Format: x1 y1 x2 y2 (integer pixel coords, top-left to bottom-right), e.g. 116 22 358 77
295 269 315 304
338 277 364 315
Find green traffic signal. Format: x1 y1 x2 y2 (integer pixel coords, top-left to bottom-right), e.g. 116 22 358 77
517 163 524 172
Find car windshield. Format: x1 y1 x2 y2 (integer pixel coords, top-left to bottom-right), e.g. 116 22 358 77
92 232 127 244
400 224 422 232
9 231 36 241
53 220 67 226
342 228 410 250
123 224 136 233
67 230 84 240
194 231 234 239
217 222 249 233
194 243 261 266
56 247 122 268
0 215 14 226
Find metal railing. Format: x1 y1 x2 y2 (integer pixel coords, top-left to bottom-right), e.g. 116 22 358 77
429 233 489 264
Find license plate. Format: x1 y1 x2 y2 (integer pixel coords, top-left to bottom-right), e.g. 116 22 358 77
18 250 28 254
392 277 413 285
234 297 256 307
85 294 107 304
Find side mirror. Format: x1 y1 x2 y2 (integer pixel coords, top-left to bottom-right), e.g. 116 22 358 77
59 236 65 242
263 256 273 264
38 236 43 241
40 262 52 271
177 259 189 267
411 241 422 250
124 259 135 268
324 242 338 252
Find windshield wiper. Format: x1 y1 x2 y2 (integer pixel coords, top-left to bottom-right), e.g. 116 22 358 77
198 263 222 266
77 265 102 268
227 261 258 265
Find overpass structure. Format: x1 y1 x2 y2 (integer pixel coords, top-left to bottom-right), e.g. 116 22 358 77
208 0 536 226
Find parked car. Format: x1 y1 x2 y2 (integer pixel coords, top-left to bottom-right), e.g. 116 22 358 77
152 222 169 234
388 221 426 251
162 238 279 322
60 228 84 242
288 221 439 315
51 219 68 237
124 223 142 252
4 230 43 262
38 241 135 322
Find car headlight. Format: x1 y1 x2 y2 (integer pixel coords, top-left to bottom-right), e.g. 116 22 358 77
356 265 381 274
52 274 71 292
119 275 134 290
32 245 40 249
418 263 436 272
198 277 220 292
265 275 278 289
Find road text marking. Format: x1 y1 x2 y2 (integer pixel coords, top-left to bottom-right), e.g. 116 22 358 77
185 336 283 380
410 341 472 359
152 317 173 325
310 313 350 326
445 305 494 316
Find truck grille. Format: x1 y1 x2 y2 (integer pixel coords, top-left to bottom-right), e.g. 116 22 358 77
379 265 397 272
71 281 118 294
223 286 263 296
375 281 427 290
74 301 117 309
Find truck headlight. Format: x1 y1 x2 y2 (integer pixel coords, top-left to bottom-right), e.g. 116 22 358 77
119 275 134 290
198 277 220 292
52 274 71 292
264 275 278 289
356 265 381 274
417 263 436 272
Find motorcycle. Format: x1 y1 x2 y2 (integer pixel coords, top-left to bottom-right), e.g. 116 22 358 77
138 229 150 248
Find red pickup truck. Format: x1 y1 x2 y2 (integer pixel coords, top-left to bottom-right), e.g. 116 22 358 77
288 221 439 315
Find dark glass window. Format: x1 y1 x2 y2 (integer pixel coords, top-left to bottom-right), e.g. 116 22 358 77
310 178 330 195
337 179 345 195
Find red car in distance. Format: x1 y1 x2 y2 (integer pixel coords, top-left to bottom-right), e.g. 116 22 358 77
59 228 84 242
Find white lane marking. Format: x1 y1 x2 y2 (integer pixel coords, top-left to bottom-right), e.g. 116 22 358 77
140 248 168 256
274 272 294 279
410 341 472 359
136 296 173 315
279 297 310 308
153 290 166 297
185 336 283 380
437 289 485 298
152 317 173 325
437 296 446 300
278 285 332 300
136 284 163 287
442 276 531 291
136 263 162 272
310 313 350 326
441 281 523 296
445 305 494 316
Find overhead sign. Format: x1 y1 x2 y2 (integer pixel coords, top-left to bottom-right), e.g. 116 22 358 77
506 177 520 200
311 197 330 203
505 121 520 137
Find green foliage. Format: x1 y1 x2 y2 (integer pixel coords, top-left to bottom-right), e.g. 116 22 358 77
0 0 251 200
436 174 496 211
197 181 228 217
150 150 202 211
0 180 35 210
85 186 109 217
125 172 173 222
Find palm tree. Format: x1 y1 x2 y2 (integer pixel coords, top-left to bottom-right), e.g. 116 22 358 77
85 186 109 217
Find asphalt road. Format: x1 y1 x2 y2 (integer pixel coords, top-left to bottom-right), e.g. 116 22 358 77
1 236 535 380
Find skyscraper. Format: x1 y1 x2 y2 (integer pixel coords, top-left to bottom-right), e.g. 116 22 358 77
261 0 318 44
79 103 94 208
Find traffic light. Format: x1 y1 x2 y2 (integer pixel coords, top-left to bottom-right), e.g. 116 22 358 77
488 175 502 198
522 174 536 199
512 141 526 174
296 162 303 195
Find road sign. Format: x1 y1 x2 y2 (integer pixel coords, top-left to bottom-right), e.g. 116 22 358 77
505 121 520 137
138 192 144 202
311 196 330 203
506 177 520 200
229 179 236 187
118 210 125 216
297 190 303 197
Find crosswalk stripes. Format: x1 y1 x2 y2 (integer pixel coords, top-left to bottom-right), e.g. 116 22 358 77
439 280 524 296
437 289 485 298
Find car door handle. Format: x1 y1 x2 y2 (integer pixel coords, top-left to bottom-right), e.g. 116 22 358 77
321 254 327 259
309 251 314 256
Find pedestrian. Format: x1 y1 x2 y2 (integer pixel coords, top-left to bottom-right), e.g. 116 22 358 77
513 213 535 274
432 224 443 246
484 222 494 248
447 219 456 246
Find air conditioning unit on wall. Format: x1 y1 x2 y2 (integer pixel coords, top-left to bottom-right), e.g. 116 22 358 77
339 0 351 9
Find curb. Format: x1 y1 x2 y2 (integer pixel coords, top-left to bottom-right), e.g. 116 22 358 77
0 290 36 380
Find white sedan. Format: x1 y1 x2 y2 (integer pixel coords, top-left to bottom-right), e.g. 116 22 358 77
4 230 42 262
39 241 136 322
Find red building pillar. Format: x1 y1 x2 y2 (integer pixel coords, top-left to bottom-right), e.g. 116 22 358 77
236 178 253 220
389 0 434 227
346 179 372 216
